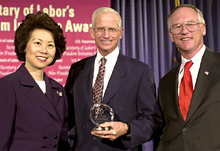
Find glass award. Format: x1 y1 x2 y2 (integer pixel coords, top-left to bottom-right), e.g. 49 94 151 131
90 103 114 131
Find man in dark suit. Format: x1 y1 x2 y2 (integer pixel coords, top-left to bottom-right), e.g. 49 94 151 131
156 4 220 151
65 7 162 151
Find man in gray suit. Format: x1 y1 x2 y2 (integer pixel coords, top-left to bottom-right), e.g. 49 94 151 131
156 4 220 151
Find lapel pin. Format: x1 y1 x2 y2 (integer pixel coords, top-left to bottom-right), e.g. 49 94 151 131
56 91 62 96
204 71 209 75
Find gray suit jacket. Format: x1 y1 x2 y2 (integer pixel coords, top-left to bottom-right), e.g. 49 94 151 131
156 48 220 151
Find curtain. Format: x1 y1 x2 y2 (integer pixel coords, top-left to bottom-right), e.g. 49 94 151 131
111 0 220 150
111 0 220 88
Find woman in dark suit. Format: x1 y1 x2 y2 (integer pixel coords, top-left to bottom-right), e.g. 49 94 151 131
0 12 69 150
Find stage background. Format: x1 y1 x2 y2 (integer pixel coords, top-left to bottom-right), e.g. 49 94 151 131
0 0 110 86
1 1 219 94
112 0 220 87
1 0 219 150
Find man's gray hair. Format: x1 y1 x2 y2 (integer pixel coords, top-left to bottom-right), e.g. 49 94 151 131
92 7 122 28
167 4 205 31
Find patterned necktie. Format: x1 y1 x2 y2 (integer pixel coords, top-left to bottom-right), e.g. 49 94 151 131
93 57 107 104
179 61 193 121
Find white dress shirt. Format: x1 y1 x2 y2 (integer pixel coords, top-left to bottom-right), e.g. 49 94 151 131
35 80 46 94
92 47 119 98
178 45 206 95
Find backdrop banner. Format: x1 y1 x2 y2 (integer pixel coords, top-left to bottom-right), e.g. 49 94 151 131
0 0 110 85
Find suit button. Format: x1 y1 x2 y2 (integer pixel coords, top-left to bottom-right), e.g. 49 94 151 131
42 145 47 148
53 144 57 148
54 135 58 139
183 128 187 132
43 136 47 139
93 136 98 140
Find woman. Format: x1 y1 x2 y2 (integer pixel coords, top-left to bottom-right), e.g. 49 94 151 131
0 12 69 150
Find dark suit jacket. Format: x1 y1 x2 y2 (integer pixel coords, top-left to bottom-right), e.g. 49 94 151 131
156 48 220 151
0 64 68 151
65 52 162 151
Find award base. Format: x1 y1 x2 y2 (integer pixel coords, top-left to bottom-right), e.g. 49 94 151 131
92 126 112 131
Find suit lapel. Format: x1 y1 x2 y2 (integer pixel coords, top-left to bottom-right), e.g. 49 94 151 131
44 75 60 107
82 56 95 108
174 66 184 120
169 64 185 120
16 64 59 121
102 53 126 104
185 48 216 123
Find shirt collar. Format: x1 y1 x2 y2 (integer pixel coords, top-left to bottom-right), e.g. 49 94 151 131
96 47 119 64
180 45 206 73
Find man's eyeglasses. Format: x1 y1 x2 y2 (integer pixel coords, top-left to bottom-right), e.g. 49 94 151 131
170 22 203 35
94 27 120 35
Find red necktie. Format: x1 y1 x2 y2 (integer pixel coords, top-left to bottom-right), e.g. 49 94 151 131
93 57 107 104
179 61 193 121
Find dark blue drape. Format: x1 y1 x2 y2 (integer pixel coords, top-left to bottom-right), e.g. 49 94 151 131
112 0 220 88
111 0 220 150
